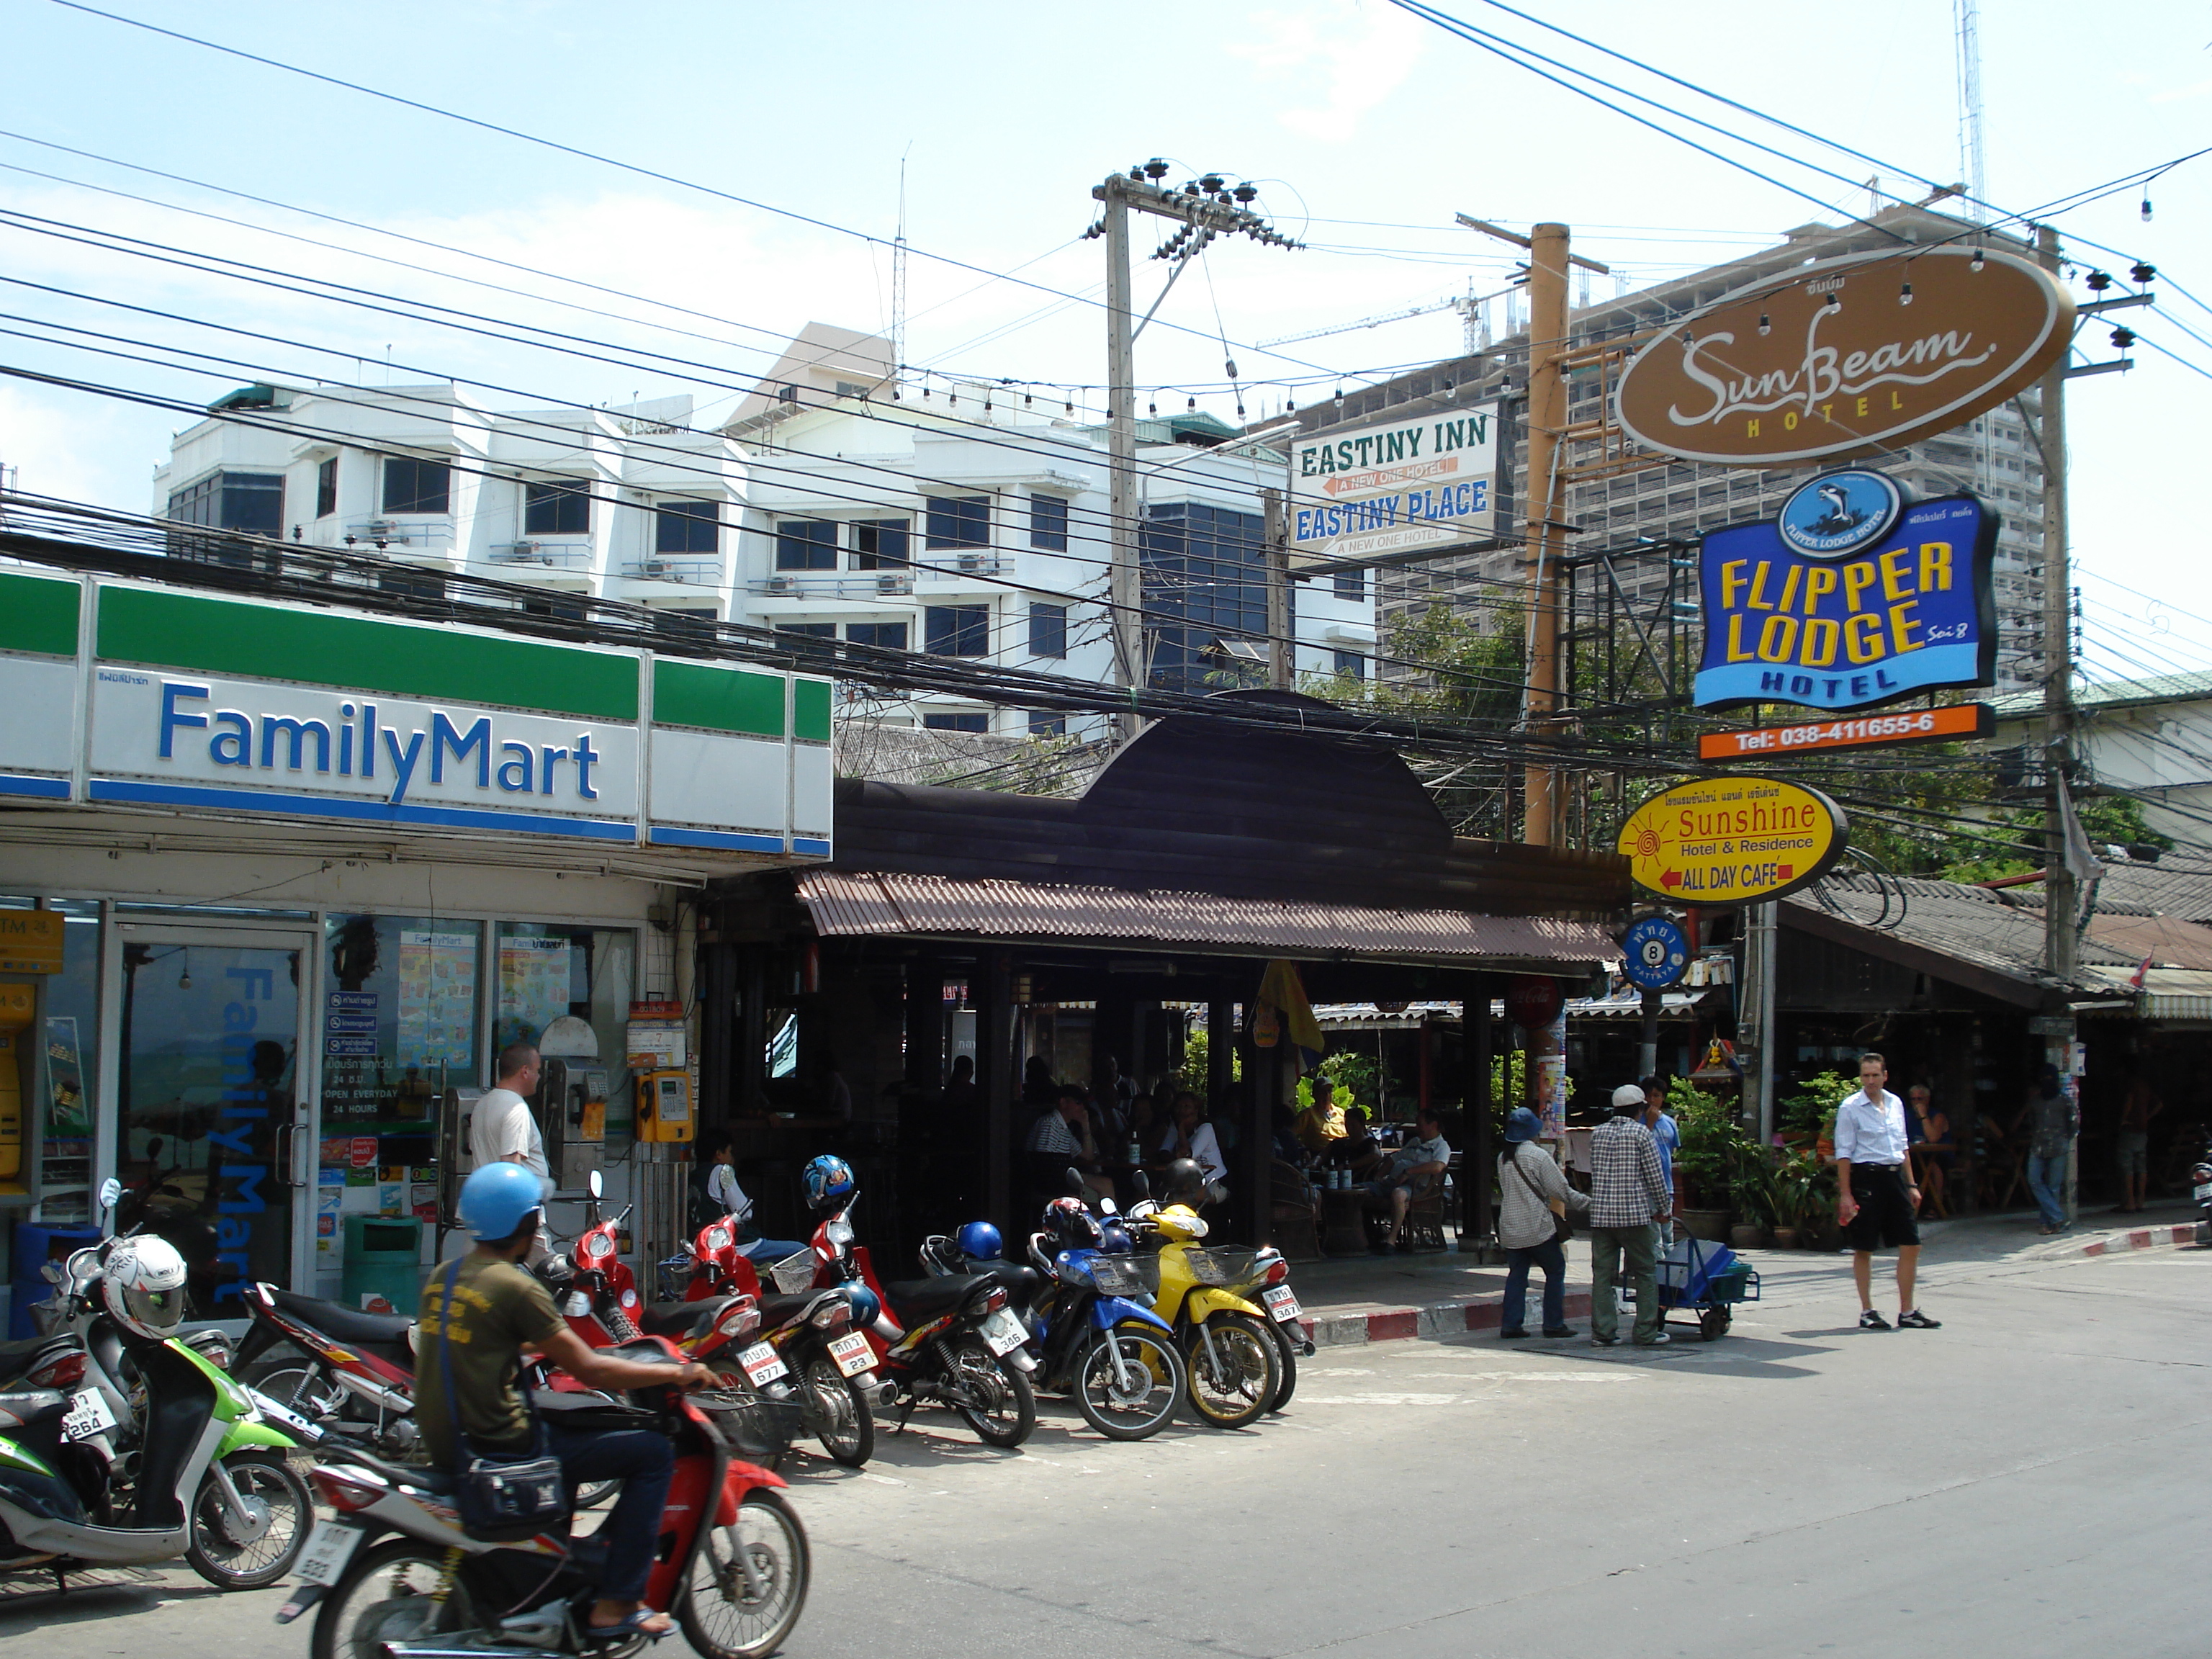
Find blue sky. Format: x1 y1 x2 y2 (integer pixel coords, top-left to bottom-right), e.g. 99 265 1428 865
2 0 2206 673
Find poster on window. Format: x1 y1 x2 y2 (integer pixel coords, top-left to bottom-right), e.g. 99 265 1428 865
499 935 574 1048
398 930 476 1071
44 1015 89 1134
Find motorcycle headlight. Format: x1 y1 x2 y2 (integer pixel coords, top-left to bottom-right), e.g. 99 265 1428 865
704 1226 731 1253
826 1216 855 1249
583 1232 615 1261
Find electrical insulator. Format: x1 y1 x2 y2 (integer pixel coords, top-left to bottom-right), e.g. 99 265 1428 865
2086 271 2113 292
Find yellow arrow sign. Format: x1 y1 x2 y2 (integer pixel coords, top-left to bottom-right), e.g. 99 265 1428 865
1617 776 1848 904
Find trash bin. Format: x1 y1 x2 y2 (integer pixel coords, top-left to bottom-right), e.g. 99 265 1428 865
10 1223 101 1339
341 1215 424 1316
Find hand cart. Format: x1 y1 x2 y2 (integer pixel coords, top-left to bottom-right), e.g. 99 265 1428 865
1652 1235 1761 1341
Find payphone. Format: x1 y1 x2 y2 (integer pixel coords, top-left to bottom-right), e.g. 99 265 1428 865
538 1059 610 1192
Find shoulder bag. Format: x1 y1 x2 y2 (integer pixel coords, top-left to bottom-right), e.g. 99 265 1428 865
1508 1148 1575 1246
433 1260 570 1540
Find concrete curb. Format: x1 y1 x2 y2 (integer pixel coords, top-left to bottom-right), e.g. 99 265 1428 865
2080 1221 2207 1257
1299 1291 1595 1349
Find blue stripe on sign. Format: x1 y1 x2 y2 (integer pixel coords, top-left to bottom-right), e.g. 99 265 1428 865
792 837 832 857
0 773 71 799
647 824 786 853
89 778 639 840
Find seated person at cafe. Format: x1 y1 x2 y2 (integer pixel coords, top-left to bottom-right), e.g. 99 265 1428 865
1156 1092 1229 1187
1293 1076 1349 1154
1361 1107 1452 1254
1028 1084 1112 1203
1328 1106 1385 1179
1271 1105 1305 1165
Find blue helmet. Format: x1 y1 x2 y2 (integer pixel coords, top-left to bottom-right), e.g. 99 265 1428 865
460 1161 544 1241
803 1154 855 1213
1099 1219 1133 1254
956 1220 1003 1262
842 1284 881 1328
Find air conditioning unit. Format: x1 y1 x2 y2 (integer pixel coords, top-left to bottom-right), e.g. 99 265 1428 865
876 573 912 595
364 520 399 539
956 553 984 574
765 574 793 593
638 560 678 580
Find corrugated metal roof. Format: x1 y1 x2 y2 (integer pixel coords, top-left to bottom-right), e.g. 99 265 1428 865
796 869 1622 968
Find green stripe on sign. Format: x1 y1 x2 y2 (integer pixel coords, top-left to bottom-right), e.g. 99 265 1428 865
793 678 831 742
97 586 638 721
0 570 81 657
653 659 785 737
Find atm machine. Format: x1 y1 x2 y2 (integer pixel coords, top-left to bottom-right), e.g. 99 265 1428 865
535 1014 607 1194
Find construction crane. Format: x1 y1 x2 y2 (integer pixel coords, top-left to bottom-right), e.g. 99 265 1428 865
1259 279 1517 355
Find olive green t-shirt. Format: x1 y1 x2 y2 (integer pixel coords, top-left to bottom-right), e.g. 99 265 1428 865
415 1252 567 1468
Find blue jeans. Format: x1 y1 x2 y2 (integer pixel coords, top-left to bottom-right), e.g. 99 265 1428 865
548 1424 673 1601
1501 1239 1567 1334
742 1238 808 1265
2026 1153 2068 1228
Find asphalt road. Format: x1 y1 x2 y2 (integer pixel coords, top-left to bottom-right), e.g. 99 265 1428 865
11 1240 2206 1659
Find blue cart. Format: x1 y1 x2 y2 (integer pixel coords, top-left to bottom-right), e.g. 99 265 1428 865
1653 1236 1761 1341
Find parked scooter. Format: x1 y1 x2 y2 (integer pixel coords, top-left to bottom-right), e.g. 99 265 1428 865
807 1180 1038 1449
1014 1186 1188 1440
233 1280 424 1457
2191 1146 2212 1238
1124 1160 1281 1429
0 1179 313 1591
282 1338 808 1659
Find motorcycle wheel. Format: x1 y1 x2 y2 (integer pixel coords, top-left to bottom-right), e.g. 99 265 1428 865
253 1362 345 1421
1266 1321 1299 1413
1071 1327 1184 1441
945 1336 1035 1449
575 1478 620 1509
311 1537 477 1659
676 1488 811 1659
184 1450 313 1590
802 1357 874 1468
1182 1313 1280 1430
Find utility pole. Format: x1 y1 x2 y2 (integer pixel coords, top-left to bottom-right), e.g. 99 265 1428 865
1090 162 1300 737
1262 487 1291 690
2036 223 2075 985
1455 217 1606 847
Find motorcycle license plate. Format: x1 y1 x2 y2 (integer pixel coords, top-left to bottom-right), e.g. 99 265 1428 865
2195 1182 2212 1202
980 1309 1026 1356
827 1331 876 1377
1261 1284 1303 1322
737 1341 788 1386
292 1520 365 1588
61 1388 116 1442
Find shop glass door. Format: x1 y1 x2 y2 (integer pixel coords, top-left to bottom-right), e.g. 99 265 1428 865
114 925 312 1318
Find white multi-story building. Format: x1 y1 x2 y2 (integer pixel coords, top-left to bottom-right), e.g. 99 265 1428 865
148 328 1377 742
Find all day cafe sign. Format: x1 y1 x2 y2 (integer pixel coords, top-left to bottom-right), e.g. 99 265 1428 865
0 568 834 859
1617 776 1847 904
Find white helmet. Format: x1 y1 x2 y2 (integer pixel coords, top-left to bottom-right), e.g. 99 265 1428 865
102 1235 190 1340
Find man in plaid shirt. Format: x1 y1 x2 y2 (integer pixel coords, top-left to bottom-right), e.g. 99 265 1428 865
1588 1083 1674 1347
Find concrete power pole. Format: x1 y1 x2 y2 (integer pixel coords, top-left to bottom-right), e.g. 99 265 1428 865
2035 223 2075 984
1262 487 1291 689
1520 223 1572 847
1090 163 1300 738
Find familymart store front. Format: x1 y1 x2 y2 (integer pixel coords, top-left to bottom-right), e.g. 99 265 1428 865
0 564 830 1329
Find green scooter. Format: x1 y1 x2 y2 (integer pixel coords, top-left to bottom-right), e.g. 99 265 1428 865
0 1179 312 1589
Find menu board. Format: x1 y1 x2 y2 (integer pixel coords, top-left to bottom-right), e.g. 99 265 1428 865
398 930 475 1071
498 935 574 1048
322 916 480 1133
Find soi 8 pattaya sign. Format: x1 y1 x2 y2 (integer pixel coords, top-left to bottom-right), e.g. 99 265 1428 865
1617 776 1848 904
1614 243 2073 467
1695 469 1997 711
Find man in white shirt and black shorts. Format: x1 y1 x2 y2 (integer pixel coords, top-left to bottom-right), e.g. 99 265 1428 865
1834 1052 1940 1331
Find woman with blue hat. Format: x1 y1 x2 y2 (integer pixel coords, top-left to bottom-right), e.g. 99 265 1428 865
1496 1107 1586 1339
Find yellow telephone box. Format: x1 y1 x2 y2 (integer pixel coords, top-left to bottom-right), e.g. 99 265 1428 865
636 1070 694 1144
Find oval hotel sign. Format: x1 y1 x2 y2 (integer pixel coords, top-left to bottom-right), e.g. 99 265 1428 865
1617 776 1848 904
1614 244 2074 467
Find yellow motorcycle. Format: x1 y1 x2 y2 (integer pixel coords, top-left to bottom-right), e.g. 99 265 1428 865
1127 1167 1281 1429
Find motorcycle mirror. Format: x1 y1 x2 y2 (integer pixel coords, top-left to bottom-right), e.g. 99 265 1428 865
97 1176 122 1213
1131 1170 1151 1200
1064 1166 1087 1195
1099 1197 1118 1215
588 1169 603 1200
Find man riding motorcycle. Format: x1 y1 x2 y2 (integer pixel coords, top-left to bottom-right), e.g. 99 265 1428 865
417 1162 711 1642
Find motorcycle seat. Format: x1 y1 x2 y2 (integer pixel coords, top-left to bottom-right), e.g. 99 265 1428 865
325 1447 456 1496
269 1287 417 1349
957 1260 1043 1305
883 1275 985 1323
0 1336 67 1383
638 1296 737 1339
752 1292 821 1329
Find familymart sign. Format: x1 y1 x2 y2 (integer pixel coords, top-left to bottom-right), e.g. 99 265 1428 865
0 569 832 858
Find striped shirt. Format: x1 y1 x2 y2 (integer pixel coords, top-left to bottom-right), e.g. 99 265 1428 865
1587 1115 1669 1229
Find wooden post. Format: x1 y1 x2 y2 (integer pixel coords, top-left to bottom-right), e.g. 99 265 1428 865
982 950 1013 1231
1520 222 1572 847
1468 976 1494 1243
1207 996 1233 1114
905 958 943 1087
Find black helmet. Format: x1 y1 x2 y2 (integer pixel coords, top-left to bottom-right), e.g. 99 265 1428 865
1162 1157 1208 1205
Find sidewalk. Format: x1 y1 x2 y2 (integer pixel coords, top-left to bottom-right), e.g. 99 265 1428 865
1287 1198 2206 1349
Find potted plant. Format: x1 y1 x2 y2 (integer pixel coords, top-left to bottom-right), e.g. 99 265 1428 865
1671 1082 1747 1243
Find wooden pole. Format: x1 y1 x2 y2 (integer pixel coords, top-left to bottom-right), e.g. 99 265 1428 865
1520 222 1571 846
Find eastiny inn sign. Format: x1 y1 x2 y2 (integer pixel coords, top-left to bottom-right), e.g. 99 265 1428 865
1287 403 1498 569
1614 244 2073 467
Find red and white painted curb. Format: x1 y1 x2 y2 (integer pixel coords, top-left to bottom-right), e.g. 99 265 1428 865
2080 1221 2207 1257
1298 1291 1595 1349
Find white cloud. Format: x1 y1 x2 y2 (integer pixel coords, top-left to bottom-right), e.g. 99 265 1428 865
1232 0 1430 142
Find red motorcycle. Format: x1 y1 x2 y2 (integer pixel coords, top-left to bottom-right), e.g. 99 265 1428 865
284 1337 809 1659
233 1280 423 1457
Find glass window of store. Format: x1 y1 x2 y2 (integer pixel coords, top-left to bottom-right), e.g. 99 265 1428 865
318 916 482 1260
34 903 101 1227
496 923 637 1142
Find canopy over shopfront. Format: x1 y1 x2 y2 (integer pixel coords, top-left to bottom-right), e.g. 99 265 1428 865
696 693 1630 1251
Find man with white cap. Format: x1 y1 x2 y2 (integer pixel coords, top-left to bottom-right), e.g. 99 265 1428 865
1587 1082 1673 1347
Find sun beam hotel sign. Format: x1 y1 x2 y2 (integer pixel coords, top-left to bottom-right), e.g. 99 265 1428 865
1287 403 1499 571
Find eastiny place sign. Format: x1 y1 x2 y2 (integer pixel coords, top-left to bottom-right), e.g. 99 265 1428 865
1287 404 1498 569
1617 776 1847 904
1615 244 2073 467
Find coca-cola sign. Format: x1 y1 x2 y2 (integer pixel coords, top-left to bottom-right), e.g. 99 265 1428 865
1614 244 2073 467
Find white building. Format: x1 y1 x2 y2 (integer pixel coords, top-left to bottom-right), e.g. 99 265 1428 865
148 333 1378 741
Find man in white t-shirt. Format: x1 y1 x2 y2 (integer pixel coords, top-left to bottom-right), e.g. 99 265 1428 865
470 1044 549 1180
